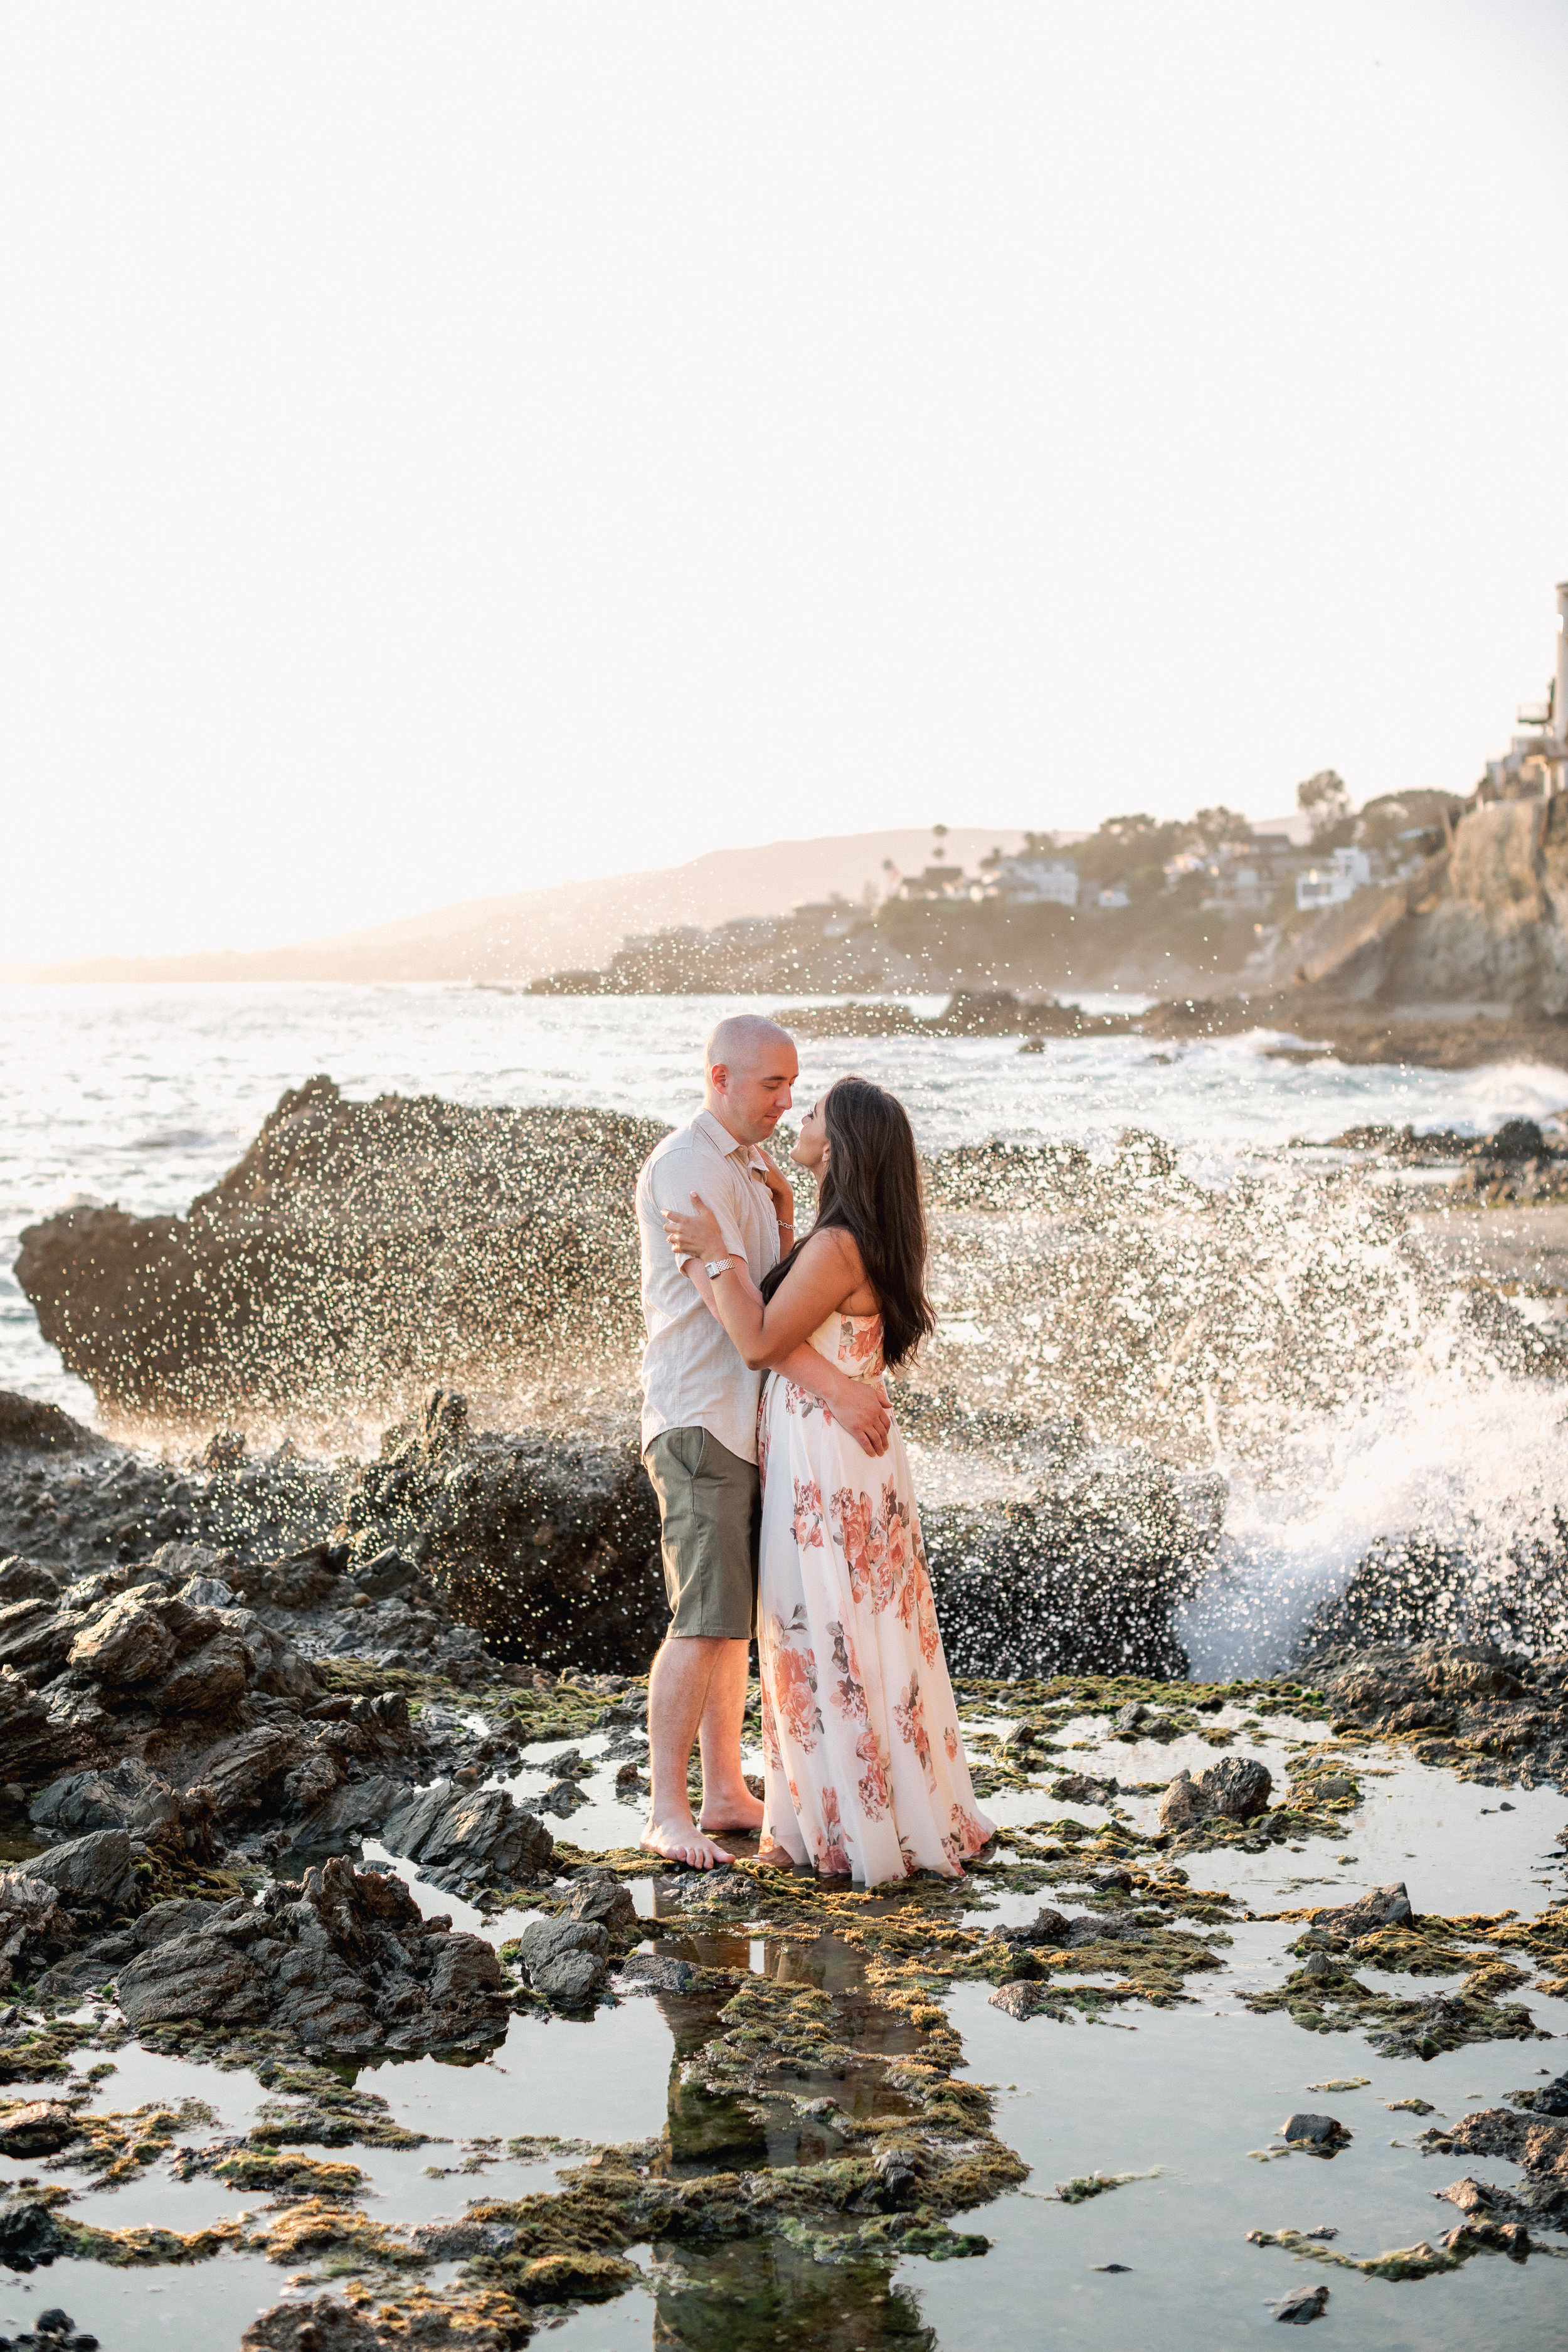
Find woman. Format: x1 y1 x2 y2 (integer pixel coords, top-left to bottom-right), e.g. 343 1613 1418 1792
661 1075 992 1886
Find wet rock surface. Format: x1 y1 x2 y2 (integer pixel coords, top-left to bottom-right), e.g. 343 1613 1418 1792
14 1079 662 1417
0 1655 1562 2346
114 1855 508 2054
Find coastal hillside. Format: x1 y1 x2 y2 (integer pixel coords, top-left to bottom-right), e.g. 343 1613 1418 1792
1271 793 1568 1011
1 826 1022 988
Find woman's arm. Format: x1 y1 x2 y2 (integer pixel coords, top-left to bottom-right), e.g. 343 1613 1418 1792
664 1194 859 1371
682 1256 889 1454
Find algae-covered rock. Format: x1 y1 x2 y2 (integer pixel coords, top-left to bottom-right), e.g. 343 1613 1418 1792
1279 2111 1348 2150
0 2099 83 2158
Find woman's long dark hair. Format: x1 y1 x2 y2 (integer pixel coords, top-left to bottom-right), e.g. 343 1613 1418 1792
760 1075 936 1369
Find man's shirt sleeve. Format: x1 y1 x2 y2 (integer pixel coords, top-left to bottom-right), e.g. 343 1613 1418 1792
646 1146 744 1263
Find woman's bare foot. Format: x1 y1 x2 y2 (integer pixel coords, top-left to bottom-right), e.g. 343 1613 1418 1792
640 1811 733 1870
698 1784 765 1835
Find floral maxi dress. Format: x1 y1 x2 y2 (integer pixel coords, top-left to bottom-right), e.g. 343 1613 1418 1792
756 1310 993 1885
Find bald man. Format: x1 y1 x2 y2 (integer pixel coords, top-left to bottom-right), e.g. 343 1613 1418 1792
634 1014 890 1868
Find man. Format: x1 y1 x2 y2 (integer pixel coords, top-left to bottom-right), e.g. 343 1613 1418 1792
636 1012 890 1869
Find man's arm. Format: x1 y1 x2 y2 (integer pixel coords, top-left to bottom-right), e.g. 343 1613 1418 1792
778 1339 890 1457
648 1148 744 1268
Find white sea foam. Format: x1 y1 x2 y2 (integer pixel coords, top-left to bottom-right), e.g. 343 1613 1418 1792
1179 1360 1568 1675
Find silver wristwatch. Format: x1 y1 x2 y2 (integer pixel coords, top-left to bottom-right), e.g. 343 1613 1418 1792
704 1256 734 1279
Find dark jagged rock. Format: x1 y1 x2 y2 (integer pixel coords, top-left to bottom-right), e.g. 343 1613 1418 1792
990 1905 1070 1949
0 1391 100 1454
1280 2111 1348 2148
113 1855 508 2054
0 1869 63 1981
20 1828 137 1912
14 1078 663 1417
1417 2104 1568 2230
516 1913 612 2006
1303 1523 1568 1658
1158 1756 1273 1831
337 1413 664 1675
923 1434 1221 1679
1308 1882 1412 1937
0 1440 346 1587
0 1665 74 1782
0 2199 66 2273
380 1781 554 1893
0 1560 65 1605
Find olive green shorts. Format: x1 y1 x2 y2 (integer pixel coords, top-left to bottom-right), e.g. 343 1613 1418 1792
642 1425 759 1641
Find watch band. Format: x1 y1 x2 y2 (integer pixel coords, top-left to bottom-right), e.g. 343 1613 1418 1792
704 1256 734 1278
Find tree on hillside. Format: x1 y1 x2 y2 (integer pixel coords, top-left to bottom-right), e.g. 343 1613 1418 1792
1296 769 1352 841
1189 805 1253 850
1075 812 1191 901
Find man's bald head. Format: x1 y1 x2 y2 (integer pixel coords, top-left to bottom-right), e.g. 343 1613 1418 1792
704 1015 798 1146
706 1014 794 1077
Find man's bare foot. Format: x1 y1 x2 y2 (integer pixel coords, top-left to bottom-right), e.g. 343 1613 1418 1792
640 1813 733 1870
699 1785 765 1835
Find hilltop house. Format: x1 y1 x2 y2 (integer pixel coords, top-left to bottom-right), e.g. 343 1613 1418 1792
1295 845 1372 913
981 851 1080 907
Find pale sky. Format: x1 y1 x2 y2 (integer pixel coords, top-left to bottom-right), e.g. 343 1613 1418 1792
3 2 1566 963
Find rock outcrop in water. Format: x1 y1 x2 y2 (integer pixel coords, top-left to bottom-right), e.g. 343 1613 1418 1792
14 1078 664 1417
112 1857 509 2053
1304 1640 1568 1789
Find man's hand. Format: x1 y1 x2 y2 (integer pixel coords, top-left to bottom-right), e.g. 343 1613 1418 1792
832 1377 891 1458
757 1155 797 1235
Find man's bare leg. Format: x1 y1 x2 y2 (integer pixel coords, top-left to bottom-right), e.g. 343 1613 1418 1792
640 1633 734 1868
697 1639 765 1833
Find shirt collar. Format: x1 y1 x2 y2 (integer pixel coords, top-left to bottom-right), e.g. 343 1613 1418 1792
692 1107 758 1164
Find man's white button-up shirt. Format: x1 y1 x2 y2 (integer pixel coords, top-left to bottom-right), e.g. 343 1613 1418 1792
636 1108 783 1464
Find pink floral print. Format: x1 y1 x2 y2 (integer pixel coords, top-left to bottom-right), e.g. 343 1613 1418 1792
792 1478 825 1549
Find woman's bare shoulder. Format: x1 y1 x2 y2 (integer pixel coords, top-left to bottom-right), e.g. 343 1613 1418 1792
797 1224 862 1274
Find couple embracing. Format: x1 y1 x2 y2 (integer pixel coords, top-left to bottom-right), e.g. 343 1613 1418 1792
634 1013 992 1885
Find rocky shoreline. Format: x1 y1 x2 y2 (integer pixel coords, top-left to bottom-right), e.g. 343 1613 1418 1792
778 983 1568 1074
2 1347 1565 2341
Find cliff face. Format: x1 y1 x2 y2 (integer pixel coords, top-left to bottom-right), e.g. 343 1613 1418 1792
15 1078 663 1419
1281 797 1568 1012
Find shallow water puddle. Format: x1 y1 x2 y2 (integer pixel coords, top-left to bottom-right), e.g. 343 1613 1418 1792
910 1993 1567 2352
0 2249 289 2351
